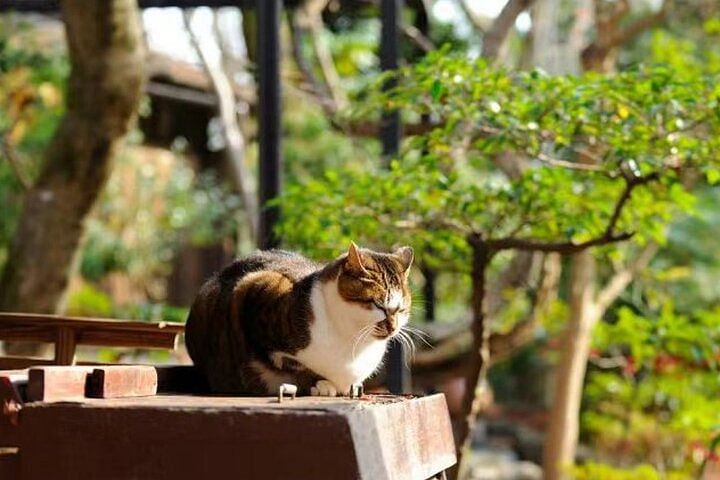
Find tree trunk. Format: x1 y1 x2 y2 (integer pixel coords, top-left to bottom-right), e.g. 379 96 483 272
0 0 145 317
452 239 493 479
543 251 599 479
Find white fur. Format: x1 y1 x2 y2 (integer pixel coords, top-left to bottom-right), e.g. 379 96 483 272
292 278 407 396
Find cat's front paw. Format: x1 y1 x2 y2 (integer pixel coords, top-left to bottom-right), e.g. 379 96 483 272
310 380 339 397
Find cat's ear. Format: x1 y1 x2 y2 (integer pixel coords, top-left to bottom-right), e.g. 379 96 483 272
394 246 414 273
346 242 368 274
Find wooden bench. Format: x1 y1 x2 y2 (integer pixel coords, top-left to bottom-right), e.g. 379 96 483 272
0 312 184 368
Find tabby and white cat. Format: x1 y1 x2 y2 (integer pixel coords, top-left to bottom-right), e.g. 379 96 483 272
185 243 413 396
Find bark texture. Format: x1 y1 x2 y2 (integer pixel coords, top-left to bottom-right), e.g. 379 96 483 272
543 251 599 479
0 0 145 315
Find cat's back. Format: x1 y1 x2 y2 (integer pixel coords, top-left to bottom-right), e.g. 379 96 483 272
217 249 320 286
185 250 320 379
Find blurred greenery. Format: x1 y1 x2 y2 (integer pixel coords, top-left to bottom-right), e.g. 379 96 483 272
2 5 720 477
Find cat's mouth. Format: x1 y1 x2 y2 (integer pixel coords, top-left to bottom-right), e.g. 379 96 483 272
372 319 397 339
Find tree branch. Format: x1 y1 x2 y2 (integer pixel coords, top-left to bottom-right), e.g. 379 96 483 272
607 2 670 49
485 231 634 253
402 24 435 53
582 0 670 70
604 172 659 237
184 11 259 242
0 130 31 190
458 0 491 34
412 252 561 370
306 14 347 110
595 242 658 312
482 0 536 60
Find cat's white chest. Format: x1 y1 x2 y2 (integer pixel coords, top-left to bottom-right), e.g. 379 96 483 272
293 283 388 393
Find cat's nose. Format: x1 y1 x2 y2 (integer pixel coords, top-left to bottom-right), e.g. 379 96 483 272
384 305 399 316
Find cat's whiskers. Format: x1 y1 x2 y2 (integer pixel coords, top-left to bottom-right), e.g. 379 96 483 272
391 329 416 368
351 323 376 360
402 326 433 349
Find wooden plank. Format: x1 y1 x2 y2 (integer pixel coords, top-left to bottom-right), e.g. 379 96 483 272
0 313 183 350
87 366 158 399
16 394 456 480
0 357 54 370
26 367 93 402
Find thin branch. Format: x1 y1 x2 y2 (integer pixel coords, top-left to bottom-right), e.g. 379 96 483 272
490 252 561 362
295 0 347 110
604 172 659 237
485 231 634 254
595 242 658 312
402 24 435 53
0 131 31 190
536 152 606 172
288 11 337 115
607 1 670 49
184 11 259 242
412 252 561 370
458 0 491 34
482 171 658 253
482 0 536 60
583 0 670 69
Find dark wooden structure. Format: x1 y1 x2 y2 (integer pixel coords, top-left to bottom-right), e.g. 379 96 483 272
0 365 455 480
0 313 184 370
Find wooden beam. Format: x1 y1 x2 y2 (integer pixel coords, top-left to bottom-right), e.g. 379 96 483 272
0 0 304 13
0 313 183 351
26 366 94 402
0 358 54 370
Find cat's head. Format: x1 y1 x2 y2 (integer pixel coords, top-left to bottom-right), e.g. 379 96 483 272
335 242 414 339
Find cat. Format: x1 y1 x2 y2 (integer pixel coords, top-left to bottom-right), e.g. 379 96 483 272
185 242 414 396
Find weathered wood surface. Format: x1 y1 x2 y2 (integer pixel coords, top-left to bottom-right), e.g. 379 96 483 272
86 366 158 399
9 394 456 480
26 366 94 402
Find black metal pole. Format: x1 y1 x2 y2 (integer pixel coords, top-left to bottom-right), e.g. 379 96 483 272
380 0 410 395
422 265 437 322
380 0 402 164
257 0 282 250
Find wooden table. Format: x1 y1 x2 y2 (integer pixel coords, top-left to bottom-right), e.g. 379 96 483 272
1 392 456 480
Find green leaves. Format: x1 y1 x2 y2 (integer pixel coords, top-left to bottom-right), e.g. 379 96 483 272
280 55 720 269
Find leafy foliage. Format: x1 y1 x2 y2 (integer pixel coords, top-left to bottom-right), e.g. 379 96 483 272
582 305 720 476
0 19 67 269
80 144 240 299
279 52 720 268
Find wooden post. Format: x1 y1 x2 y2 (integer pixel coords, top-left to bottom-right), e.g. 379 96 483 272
257 0 282 250
54 327 76 365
